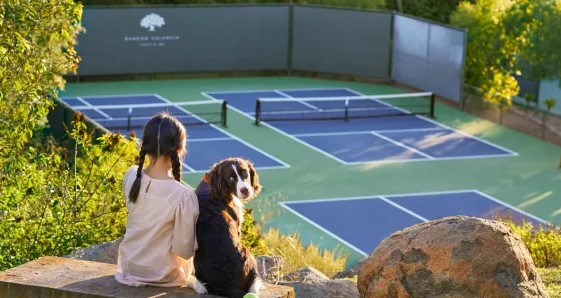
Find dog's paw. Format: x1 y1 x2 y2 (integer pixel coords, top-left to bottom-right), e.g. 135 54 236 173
193 280 208 294
248 278 263 294
186 275 208 294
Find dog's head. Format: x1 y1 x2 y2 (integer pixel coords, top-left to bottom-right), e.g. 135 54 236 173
203 157 262 202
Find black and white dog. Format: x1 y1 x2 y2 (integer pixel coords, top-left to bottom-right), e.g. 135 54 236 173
193 157 263 298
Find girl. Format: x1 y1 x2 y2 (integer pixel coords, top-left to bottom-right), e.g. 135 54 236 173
115 112 204 292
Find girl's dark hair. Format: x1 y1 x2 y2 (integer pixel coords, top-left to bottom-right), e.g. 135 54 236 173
128 112 187 203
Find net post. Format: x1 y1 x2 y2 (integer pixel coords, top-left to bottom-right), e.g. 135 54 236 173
255 99 261 125
344 98 349 121
127 107 132 131
221 100 227 127
430 93 436 118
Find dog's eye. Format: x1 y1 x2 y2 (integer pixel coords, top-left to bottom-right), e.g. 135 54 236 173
228 176 235 182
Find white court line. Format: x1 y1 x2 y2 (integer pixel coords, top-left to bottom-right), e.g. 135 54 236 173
204 91 350 165
350 90 518 157
419 116 519 156
275 90 321 111
472 189 550 225
182 163 197 172
79 93 160 99
202 89 287 95
279 189 550 256
75 97 111 119
283 189 479 204
205 88 514 164
280 202 369 256
160 94 290 170
379 196 429 221
292 127 445 138
370 131 435 160
188 137 233 142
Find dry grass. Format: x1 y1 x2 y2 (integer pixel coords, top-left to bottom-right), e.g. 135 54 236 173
261 228 348 278
538 267 561 298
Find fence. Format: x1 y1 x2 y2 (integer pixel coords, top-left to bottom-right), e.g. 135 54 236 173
73 5 466 103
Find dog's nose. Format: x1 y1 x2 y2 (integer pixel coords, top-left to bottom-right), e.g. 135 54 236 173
240 187 249 198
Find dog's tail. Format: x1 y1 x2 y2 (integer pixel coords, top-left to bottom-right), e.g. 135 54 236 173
186 275 208 294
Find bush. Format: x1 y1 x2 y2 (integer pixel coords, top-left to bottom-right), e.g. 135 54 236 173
500 219 561 268
0 116 139 270
261 228 348 277
242 208 269 256
538 267 561 298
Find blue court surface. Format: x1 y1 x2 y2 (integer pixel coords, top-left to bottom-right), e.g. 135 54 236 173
60 94 288 173
204 88 517 164
280 190 549 256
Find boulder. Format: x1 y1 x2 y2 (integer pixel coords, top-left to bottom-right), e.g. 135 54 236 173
256 255 284 282
333 257 367 279
66 238 122 264
282 267 329 282
281 267 358 298
358 216 549 298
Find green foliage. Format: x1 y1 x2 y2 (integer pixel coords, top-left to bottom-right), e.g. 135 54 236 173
521 0 561 81
524 93 537 112
0 0 83 152
0 116 139 270
241 208 269 256
451 0 540 112
0 0 141 271
502 220 561 268
261 228 348 277
545 98 557 112
386 0 471 24
538 267 561 297
81 0 388 9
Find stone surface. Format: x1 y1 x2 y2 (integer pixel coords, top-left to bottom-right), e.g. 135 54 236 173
281 267 329 282
0 257 294 298
256 255 284 282
282 279 359 298
333 257 367 279
66 238 122 264
357 216 549 298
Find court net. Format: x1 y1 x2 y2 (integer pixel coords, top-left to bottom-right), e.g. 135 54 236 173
254 92 435 124
72 100 227 130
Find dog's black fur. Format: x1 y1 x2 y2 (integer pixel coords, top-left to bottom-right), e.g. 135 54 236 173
194 158 262 298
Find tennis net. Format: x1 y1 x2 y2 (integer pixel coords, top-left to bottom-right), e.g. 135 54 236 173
72 100 227 130
254 92 435 125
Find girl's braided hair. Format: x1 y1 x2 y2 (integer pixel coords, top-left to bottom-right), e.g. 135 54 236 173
128 112 187 203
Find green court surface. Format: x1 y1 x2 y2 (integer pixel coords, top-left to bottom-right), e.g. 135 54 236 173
61 76 561 266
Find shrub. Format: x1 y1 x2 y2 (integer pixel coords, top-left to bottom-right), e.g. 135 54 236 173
538 267 561 298
500 219 561 268
0 116 139 270
261 228 348 277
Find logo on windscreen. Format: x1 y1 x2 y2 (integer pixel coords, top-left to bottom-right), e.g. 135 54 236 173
140 13 165 32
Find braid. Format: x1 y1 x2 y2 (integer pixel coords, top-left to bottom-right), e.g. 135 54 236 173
129 149 147 203
170 150 181 182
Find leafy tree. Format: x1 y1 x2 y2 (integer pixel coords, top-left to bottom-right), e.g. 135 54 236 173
450 0 545 115
387 0 472 24
521 0 561 81
0 0 139 270
541 98 557 139
523 93 537 112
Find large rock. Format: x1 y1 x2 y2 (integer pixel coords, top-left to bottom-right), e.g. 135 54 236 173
333 258 367 279
256 255 284 282
281 267 359 298
66 238 122 264
358 216 549 298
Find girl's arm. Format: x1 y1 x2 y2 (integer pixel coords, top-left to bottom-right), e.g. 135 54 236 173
171 190 199 259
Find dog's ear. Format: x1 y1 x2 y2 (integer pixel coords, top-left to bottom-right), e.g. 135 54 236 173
207 164 222 198
209 161 233 200
248 161 262 198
